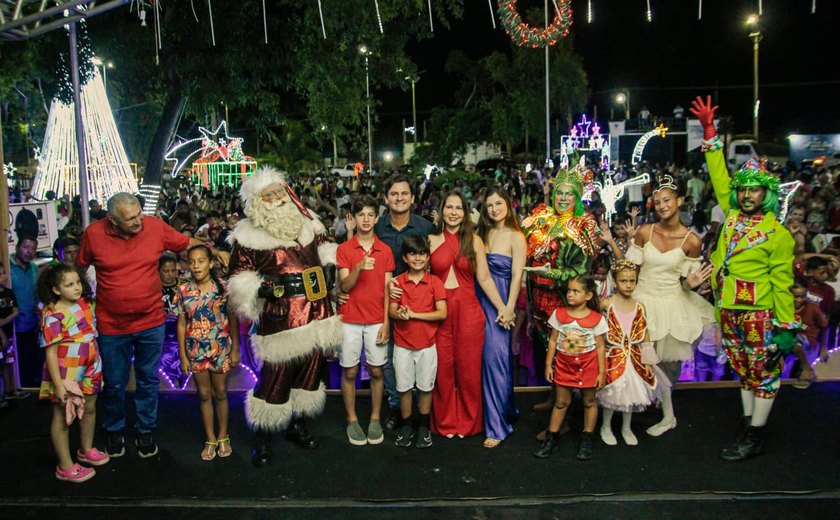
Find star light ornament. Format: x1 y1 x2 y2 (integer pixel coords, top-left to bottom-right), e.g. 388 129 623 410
560 114 610 170
3 162 17 179
165 120 256 190
594 172 651 226
164 121 235 177
631 123 668 166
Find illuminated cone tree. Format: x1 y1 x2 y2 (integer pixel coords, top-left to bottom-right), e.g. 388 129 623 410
31 67 137 204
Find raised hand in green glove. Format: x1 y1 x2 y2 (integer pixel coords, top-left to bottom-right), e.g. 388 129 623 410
771 329 796 354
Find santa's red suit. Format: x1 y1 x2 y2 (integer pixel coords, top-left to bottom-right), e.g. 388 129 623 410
227 168 341 435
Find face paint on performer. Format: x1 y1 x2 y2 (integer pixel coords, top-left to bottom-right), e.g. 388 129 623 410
736 185 767 216
554 184 576 214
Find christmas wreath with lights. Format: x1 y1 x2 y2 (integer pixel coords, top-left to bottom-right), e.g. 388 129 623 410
498 0 573 48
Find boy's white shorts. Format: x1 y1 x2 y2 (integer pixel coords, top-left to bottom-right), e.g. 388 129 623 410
394 344 437 392
340 322 387 368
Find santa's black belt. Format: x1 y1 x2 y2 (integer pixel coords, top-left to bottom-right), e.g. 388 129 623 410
259 267 330 302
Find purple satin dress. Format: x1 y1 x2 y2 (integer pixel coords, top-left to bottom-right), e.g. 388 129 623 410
476 253 520 441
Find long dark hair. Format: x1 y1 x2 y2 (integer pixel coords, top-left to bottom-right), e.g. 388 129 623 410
477 186 521 245
568 274 601 313
434 190 476 271
37 264 92 305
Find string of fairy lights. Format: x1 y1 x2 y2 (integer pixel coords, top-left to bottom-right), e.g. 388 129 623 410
120 1 825 58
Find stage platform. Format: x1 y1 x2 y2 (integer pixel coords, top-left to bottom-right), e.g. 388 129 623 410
1 383 838 519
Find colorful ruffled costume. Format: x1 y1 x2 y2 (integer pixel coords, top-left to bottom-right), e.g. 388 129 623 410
598 303 670 412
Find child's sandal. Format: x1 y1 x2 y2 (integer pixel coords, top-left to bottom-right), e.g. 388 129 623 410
202 441 217 461
217 437 232 458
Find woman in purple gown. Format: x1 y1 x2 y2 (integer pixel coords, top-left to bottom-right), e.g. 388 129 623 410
476 188 526 447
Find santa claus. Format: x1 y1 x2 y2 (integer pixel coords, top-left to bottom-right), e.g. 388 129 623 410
227 167 341 467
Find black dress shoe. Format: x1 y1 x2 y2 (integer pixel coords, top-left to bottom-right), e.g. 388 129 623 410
252 431 272 467
285 420 319 449
720 426 763 462
534 432 561 458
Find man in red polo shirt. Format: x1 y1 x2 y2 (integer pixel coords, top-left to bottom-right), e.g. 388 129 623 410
336 195 395 446
77 192 227 459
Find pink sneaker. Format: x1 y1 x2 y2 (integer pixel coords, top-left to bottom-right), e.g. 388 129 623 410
77 447 110 466
55 464 95 483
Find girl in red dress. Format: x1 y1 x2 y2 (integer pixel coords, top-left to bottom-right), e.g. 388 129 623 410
534 275 607 461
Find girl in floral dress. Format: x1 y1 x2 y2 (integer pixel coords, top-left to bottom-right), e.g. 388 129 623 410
177 245 240 461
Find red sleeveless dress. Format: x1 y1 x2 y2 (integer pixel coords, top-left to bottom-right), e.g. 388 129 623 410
429 230 486 437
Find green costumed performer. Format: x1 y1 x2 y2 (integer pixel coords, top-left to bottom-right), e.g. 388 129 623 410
521 160 598 439
691 96 799 462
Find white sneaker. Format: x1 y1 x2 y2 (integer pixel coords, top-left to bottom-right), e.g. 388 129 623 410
646 417 677 437
600 428 617 446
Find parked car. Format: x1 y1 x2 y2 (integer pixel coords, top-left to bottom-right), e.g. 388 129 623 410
330 163 362 178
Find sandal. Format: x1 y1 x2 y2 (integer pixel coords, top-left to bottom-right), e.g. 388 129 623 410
217 437 232 458
483 438 502 448
202 441 217 461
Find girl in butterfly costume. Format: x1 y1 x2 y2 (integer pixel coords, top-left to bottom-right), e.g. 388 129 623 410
691 95 799 462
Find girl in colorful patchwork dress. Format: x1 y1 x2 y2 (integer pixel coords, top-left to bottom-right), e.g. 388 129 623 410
177 245 240 461
38 264 108 483
597 260 670 446
534 275 607 461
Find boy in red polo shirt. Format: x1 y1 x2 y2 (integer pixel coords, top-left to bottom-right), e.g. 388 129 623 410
389 236 447 449
336 195 395 446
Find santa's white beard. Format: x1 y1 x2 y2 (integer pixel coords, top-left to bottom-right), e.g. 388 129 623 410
248 198 304 241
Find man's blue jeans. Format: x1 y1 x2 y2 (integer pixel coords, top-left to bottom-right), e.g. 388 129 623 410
98 324 165 434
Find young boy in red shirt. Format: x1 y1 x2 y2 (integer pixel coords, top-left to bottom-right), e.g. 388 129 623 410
389 236 447 449
791 280 828 389
336 195 395 446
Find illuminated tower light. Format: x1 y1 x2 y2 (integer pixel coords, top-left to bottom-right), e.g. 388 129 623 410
31 68 137 204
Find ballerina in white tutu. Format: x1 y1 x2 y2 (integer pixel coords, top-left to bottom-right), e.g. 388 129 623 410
597 259 670 446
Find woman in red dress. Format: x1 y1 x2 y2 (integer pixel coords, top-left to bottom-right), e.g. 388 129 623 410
428 190 512 438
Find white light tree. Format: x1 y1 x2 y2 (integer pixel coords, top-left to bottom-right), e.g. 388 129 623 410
31 67 137 204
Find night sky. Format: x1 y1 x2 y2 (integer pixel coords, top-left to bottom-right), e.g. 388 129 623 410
378 0 840 152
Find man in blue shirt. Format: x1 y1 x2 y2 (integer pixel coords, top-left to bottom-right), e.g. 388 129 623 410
10 235 39 389
348 174 434 430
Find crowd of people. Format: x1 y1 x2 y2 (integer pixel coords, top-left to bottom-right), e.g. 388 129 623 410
3 97 839 480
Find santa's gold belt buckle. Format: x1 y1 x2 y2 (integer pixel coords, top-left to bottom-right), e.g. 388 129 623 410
302 266 327 302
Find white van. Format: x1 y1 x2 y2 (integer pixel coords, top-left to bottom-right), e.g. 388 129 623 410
728 139 764 169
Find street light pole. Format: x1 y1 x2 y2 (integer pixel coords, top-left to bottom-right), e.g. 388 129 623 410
410 77 418 145
747 14 762 141
359 45 373 175
615 91 630 120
